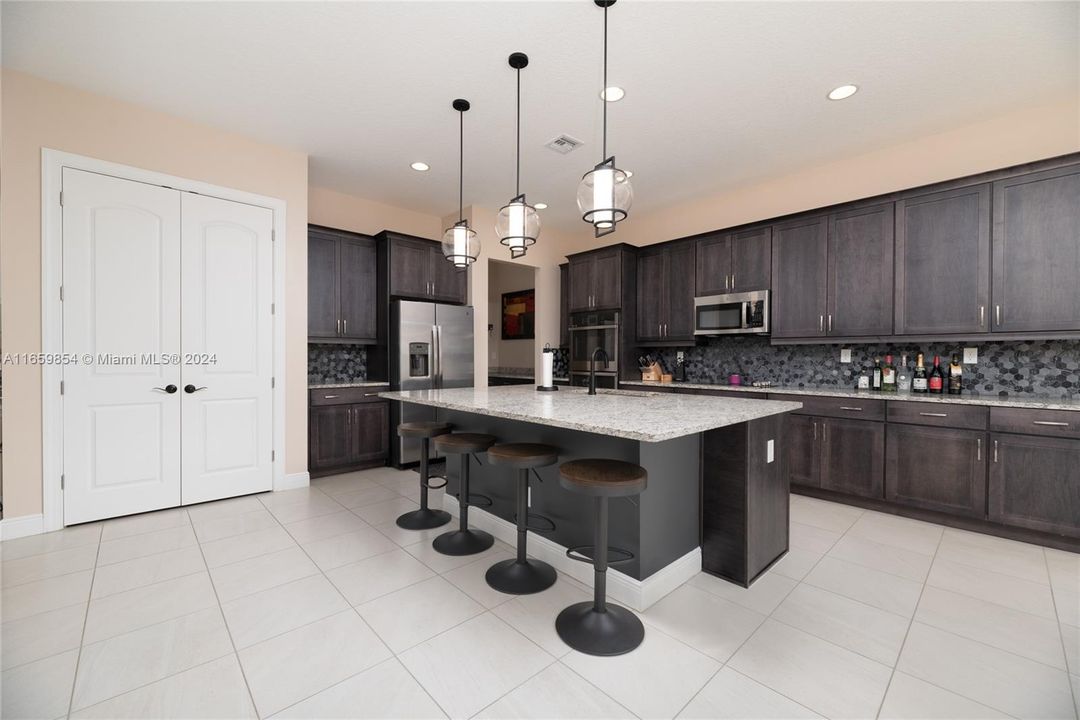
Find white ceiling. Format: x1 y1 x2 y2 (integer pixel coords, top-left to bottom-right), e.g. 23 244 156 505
3 1 1077 234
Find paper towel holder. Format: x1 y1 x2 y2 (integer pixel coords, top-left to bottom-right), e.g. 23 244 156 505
537 343 559 392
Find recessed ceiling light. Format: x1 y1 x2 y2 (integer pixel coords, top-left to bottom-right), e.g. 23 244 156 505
600 86 625 102
534 202 548 210
410 161 430 172
827 84 858 101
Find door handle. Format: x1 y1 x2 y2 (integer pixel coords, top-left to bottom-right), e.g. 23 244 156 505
827 314 833 333
1033 420 1070 427
839 406 863 412
976 437 981 461
725 274 730 291
153 385 178 394
336 318 341 335
995 304 1001 326
343 319 347 335
919 412 949 417
993 439 999 463
184 384 207 394
979 305 985 328
731 274 735 290
812 421 817 441
323 394 340 399
819 315 824 333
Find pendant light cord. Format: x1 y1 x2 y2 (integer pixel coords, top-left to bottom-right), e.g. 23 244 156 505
515 67 521 197
602 2 608 160
458 107 464 223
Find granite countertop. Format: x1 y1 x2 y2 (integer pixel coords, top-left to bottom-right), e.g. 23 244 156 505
309 381 390 389
379 386 802 443
622 380 1080 412
488 373 535 380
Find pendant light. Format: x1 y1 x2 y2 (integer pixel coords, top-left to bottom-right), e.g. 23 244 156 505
496 52 541 260
577 0 632 238
441 98 480 268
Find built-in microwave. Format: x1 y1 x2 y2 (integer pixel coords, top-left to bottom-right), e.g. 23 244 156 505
693 290 770 336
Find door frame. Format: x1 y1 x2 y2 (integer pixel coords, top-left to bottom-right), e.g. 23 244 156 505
41 149 288 532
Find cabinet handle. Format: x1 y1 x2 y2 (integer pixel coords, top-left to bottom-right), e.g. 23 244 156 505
343 319 347 335
731 274 735 290
979 305 985 328
812 421 818 441
323 394 340 399
725 274 730 291
993 439 999 463
363 392 381 397
1033 420 1070 427
828 314 833 333
839 406 863 412
919 412 949 417
977 437 981 461
819 315 824 333
336 318 341 335
995 304 1002 326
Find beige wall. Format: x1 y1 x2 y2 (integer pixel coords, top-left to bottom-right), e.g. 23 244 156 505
488 261 537 370
0 69 309 520
309 186 441 240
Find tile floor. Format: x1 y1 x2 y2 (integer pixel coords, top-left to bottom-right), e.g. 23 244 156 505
2 466 1079 719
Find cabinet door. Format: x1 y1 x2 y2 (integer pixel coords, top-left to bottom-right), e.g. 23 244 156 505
827 203 894 336
786 414 820 488
559 263 570 347
886 425 986 517
992 165 1080 333
820 418 884 499
772 216 828 338
352 402 389 464
592 249 623 309
895 185 990 335
338 237 377 341
989 433 1080 538
430 247 467 304
308 231 339 338
730 227 772 292
309 405 357 470
665 241 697 341
695 233 731 296
568 257 593 312
388 237 433 299
636 249 665 342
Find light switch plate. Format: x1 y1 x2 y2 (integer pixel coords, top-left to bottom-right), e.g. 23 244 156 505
840 348 852 363
964 347 978 364
767 439 775 463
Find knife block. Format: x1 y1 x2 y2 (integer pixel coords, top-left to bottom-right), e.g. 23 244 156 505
641 363 664 382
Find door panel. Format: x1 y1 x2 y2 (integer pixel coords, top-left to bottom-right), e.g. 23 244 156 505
771 216 828 338
695 234 731 297
180 194 274 505
307 230 339 338
989 433 1080 538
786 414 820 488
339 236 377 341
353 403 390 464
389 237 432 299
309 405 357 470
820 418 884 499
827 204 894 336
431 248 467 304
665 241 696 341
886 425 986 517
62 168 182 524
568 257 593 311
592 250 622 309
435 304 474 388
730 227 772 292
636 250 664 342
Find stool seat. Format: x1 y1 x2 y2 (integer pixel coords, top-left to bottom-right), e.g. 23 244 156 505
559 459 647 497
398 421 452 439
434 433 496 455
487 443 559 469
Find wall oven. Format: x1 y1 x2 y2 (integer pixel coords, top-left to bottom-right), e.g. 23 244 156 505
569 310 619 375
694 290 770 336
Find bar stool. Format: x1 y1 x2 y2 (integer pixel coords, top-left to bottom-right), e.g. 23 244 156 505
395 421 453 530
432 432 497 556
485 443 559 595
555 458 647 656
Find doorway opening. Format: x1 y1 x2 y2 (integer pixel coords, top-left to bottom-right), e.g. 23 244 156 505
487 259 537 386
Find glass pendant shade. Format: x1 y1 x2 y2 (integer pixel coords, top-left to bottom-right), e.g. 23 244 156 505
441 220 479 269
577 157 632 237
496 195 540 259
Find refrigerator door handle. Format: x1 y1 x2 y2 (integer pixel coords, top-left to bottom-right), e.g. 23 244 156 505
436 324 443 388
431 324 440 389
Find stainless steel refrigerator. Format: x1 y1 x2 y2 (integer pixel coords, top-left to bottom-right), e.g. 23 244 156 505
390 300 474 467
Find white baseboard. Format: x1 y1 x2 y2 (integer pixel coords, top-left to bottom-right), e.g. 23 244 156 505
278 471 310 492
1 514 45 541
442 497 700 611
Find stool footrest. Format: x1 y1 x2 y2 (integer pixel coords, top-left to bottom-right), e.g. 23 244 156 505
423 476 448 491
512 511 556 533
461 492 493 508
565 545 635 565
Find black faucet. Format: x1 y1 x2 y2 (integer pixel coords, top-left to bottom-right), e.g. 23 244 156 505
588 347 609 395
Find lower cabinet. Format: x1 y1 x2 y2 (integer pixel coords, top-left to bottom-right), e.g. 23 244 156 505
886 424 986 517
786 414 820 488
989 432 1080 538
819 418 885 499
309 398 389 477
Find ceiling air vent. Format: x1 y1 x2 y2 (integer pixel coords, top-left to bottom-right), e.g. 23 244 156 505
545 134 584 155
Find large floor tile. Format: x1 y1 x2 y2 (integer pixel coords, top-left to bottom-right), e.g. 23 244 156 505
301 526 399 571
403 537 509 575
310 471 390 496
283 510 372 544
927 556 1057 619
185 494 265 523
221 574 349 649
358 576 484 653
1062 623 1080 676
476 662 633 720
845 511 943 556
728 619 892 719
490 576 593 658
1 523 100 562
1 543 97 588
1 648 79 720
772 583 910 666
263 493 344 524
789 495 862 534
72 607 233 710
209 545 319 603
97 524 197 566
788 521 842 555
1047 551 1080 627
878 671 1011 719
83 572 217 643
352 496 421 526
562 622 720 719
90 545 206 599
916 585 1067 670
331 484 403 510
70 654 256 719
937 528 1049 584
240 610 392 717
689 570 797 615
677 666 822 719
400 613 555 719
827 534 933 583
101 508 190 542
326 548 435 605
2 569 93 622
190 507 278 544
1 603 86 671
768 548 822 582
441 549 517 608
199 525 296 569
643 584 766 663
271 657 445 719
898 621 1075 720
257 486 331 509
803 555 923 618
374 520 448 548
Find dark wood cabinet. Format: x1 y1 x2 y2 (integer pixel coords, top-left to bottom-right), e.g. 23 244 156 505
989 432 1080 538
636 249 665 342
636 241 695 343
886 425 987 517
695 233 730 297
559 263 570 348
382 232 467 305
819 417 885 499
992 164 1080 333
772 216 829 338
308 226 377 343
786 414 820 488
827 203 894 337
895 185 991 335
309 392 389 477
431 247 468 303
568 257 593 312
666 241 696 339
568 247 624 312
695 227 771 296
309 405 355 470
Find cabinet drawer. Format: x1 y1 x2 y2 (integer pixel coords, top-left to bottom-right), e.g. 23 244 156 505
310 386 388 406
887 402 988 430
769 394 885 421
990 407 1080 439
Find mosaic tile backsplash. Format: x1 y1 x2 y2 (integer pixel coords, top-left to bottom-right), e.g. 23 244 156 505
309 344 367 384
645 337 1080 398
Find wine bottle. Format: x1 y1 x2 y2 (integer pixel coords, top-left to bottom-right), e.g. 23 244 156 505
872 358 882 391
897 353 912 392
928 355 945 394
882 354 897 393
912 353 928 393
948 354 963 395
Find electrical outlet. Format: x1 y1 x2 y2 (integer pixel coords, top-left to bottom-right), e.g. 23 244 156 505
676 351 685 362
840 348 852 363
964 347 978 364
767 439 775 463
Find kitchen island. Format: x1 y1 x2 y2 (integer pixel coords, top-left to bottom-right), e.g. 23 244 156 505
380 386 801 608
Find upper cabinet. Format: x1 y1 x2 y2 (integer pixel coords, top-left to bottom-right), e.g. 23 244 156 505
992 164 1080 333
308 226 377 343
895 185 990 335
380 231 467 305
772 216 829 338
636 240 695 343
559 263 570 348
567 246 628 312
695 227 771 296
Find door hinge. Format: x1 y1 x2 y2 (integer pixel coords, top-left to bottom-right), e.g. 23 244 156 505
60 285 64 302
271 377 276 388
271 450 276 462
60 380 65 395
59 190 64 207
271 229 276 242
60 474 65 490
271 303 275 315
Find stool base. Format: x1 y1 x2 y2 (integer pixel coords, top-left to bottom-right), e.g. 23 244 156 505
395 508 451 530
433 528 494 556
555 601 645 656
485 558 557 595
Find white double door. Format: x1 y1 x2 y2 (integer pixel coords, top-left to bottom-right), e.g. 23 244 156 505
61 168 274 524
